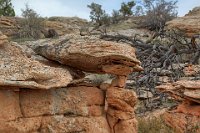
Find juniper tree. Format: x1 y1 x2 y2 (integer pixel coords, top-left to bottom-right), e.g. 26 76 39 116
0 0 15 16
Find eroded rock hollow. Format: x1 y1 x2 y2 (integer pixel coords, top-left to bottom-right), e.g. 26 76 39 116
0 32 142 133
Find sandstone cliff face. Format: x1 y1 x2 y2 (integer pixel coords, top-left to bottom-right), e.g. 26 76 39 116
156 80 200 133
0 32 142 133
167 7 200 37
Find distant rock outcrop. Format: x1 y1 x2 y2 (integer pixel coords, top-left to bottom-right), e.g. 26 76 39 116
0 16 20 37
0 33 142 133
44 17 88 36
167 7 200 37
0 16 88 38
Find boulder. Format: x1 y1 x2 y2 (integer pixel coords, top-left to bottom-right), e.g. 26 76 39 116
156 80 200 132
29 35 142 75
0 32 141 133
157 80 200 106
0 37 73 89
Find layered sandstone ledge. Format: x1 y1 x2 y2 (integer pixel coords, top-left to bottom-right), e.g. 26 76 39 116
156 80 200 133
0 32 142 133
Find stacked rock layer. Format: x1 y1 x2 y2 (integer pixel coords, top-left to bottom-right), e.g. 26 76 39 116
156 80 200 133
0 32 142 133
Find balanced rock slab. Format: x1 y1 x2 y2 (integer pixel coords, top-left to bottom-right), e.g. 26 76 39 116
30 35 142 75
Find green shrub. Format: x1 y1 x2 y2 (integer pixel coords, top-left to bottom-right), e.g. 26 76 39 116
119 1 135 18
87 2 110 26
0 0 15 16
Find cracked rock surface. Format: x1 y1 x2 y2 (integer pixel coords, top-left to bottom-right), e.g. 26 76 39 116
0 33 142 133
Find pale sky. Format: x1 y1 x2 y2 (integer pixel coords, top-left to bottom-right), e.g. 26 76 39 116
12 0 200 19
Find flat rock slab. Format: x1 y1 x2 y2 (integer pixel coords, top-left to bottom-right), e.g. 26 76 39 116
29 35 142 75
0 40 72 89
156 80 200 103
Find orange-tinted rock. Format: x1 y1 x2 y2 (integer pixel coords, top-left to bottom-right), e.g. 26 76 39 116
110 76 127 88
156 80 200 103
0 89 22 121
20 86 104 117
163 112 200 133
102 65 134 76
157 80 200 133
107 87 137 108
0 117 42 133
100 83 111 90
107 108 135 120
0 115 111 133
114 118 137 133
88 105 104 116
41 115 111 133
0 32 140 133
106 86 137 133
106 114 137 133
107 98 134 112
175 101 200 116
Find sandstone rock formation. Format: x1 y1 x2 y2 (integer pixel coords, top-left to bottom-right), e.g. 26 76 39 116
29 35 142 75
44 17 88 36
156 80 200 133
0 31 8 45
0 16 87 38
183 64 200 76
0 32 73 89
167 7 200 37
0 16 20 37
0 33 142 133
